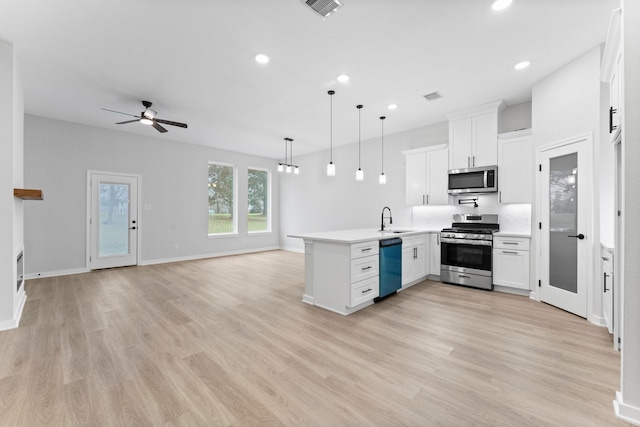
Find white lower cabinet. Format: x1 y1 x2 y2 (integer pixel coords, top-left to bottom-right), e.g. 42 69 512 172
402 234 427 287
492 236 530 290
429 233 441 276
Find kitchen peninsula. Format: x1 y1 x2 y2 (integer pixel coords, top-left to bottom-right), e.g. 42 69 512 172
289 228 435 315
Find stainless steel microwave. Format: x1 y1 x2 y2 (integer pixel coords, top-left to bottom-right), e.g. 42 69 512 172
447 165 498 194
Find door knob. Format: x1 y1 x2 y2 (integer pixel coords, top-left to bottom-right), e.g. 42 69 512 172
129 226 137 230
568 233 585 240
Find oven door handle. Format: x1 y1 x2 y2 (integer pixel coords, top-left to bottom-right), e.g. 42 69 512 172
441 238 492 246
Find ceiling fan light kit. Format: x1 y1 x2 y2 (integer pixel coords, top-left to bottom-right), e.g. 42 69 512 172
102 100 188 134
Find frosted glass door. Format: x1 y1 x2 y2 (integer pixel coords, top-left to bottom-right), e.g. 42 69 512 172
549 153 578 294
90 173 139 269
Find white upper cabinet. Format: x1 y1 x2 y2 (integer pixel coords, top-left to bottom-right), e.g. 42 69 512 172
601 8 622 144
403 144 449 206
497 129 533 204
447 100 505 170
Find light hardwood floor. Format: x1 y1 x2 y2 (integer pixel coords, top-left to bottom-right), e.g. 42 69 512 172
0 250 626 426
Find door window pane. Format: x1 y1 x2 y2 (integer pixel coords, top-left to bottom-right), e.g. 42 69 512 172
248 168 270 233
99 183 130 256
549 153 578 293
208 162 236 235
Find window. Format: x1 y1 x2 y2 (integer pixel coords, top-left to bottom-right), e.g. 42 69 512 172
208 162 237 235
248 168 270 233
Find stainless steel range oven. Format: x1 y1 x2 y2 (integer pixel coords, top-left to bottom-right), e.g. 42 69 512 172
440 214 499 290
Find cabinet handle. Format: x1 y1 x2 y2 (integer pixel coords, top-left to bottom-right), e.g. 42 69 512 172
468 157 470 167
502 251 519 255
609 106 618 134
414 247 417 259
426 194 429 204
499 191 502 203
422 195 425 205
361 248 372 252
602 256 609 261
362 288 373 294
503 242 519 245
604 272 610 293
472 155 475 167
361 266 372 271
437 234 440 245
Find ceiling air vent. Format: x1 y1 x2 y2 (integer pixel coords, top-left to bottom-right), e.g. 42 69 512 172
423 92 443 101
302 0 343 19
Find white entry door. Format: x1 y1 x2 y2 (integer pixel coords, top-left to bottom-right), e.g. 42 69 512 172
538 136 592 318
89 172 139 269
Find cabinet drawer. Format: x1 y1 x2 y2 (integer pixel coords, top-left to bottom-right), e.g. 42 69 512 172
493 249 530 290
350 255 379 283
350 276 379 307
493 236 530 250
351 241 379 259
402 234 426 247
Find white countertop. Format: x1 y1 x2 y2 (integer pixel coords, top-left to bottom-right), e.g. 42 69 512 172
493 231 532 238
288 228 438 244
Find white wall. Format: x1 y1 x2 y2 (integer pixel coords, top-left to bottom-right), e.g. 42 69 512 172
500 101 532 133
531 45 604 323
619 0 640 419
24 115 280 276
0 39 25 330
280 104 532 251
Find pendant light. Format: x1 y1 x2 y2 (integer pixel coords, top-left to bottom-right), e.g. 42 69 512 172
379 116 386 184
355 105 364 181
327 90 336 176
277 137 299 174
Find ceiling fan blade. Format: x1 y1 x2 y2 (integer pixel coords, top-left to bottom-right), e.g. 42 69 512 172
115 119 140 125
101 108 141 118
155 118 188 128
152 121 168 133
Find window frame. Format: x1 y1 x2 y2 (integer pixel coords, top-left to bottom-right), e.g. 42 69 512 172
207 161 238 237
247 166 272 234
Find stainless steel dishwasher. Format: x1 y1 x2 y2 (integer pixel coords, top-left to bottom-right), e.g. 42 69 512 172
376 237 403 301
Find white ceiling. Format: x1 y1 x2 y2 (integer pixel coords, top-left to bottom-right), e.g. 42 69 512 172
0 0 618 159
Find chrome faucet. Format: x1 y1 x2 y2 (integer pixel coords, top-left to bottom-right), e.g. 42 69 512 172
380 206 393 231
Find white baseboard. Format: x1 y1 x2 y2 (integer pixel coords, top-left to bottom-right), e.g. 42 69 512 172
302 295 314 305
25 267 89 280
139 246 281 266
615 391 640 426
280 245 304 253
493 285 531 297
0 292 27 332
589 314 606 327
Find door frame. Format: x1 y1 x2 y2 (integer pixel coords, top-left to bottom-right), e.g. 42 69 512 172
86 170 142 270
535 133 594 320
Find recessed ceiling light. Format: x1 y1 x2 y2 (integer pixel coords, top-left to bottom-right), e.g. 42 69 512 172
387 104 398 110
337 74 349 83
514 60 530 70
255 54 270 64
491 0 512 11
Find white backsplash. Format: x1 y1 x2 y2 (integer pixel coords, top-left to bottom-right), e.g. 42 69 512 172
411 193 532 234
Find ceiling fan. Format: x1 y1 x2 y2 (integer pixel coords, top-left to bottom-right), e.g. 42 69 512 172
102 100 188 133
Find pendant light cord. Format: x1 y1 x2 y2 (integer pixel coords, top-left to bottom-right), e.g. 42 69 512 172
357 105 362 168
328 90 335 163
380 116 386 173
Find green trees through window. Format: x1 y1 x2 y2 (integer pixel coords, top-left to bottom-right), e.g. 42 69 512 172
248 168 269 232
208 162 236 234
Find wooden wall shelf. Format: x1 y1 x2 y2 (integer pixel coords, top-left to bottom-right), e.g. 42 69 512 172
14 189 43 200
